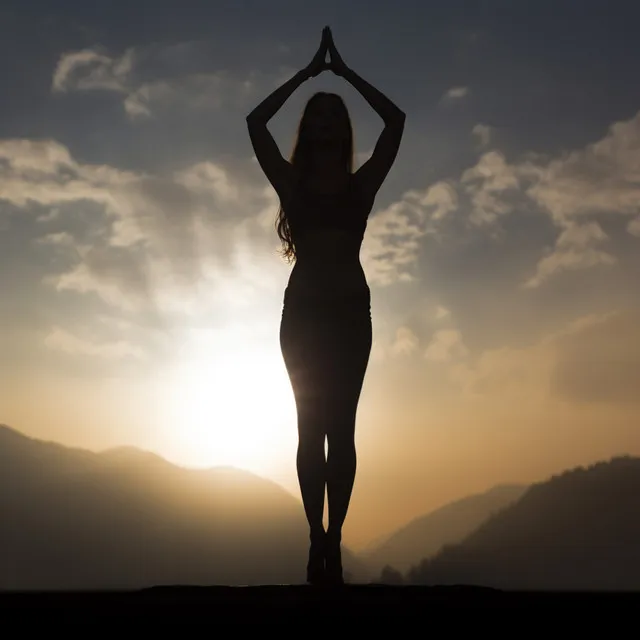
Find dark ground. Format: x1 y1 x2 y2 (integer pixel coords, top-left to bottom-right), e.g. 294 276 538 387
2 585 639 627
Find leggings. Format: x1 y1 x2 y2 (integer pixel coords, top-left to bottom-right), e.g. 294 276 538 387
279 286 372 538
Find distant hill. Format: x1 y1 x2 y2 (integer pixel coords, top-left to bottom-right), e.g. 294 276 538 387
362 484 526 574
0 425 367 589
407 456 640 590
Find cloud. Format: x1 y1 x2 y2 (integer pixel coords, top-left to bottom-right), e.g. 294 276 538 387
0 139 134 222
51 45 283 121
460 150 520 226
34 231 76 247
516 112 640 284
448 340 551 400
174 161 241 202
344 107 640 292
472 124 492 148
435 305 450 320
0 137 275 314
390 326 420 357
440 86 470 103
627 215 640 237
360 203 427 286
52 48 134 93
442 309 639 405
0 138 77 174
36 207 61 223
123 72 243 120
550 309 640 405
418 182 459 222
359 107 640 297
44 326 145 360
524 114 640 226
361 181 457 286
424 329 468 363
43 246 153 312
523 221 617 288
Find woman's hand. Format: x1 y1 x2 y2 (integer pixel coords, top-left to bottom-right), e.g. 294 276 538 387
326 27 349 77
304 27 331 78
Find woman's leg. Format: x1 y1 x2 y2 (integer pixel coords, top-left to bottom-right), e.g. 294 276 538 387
279 305 328 542
325 411 358 538
295 406 327 538
325 303 372 579
326 302 372 536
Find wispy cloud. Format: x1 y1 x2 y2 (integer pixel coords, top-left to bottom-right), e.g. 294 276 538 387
361 181 457 286
440 86 470 103
52 45 286 121
435 305 451 320
444 309 640 405
44 326 145 360
390 326 420 357
123 72 250 120
460 150 520 226
0 138 275 315
424 329 469 363
472 123 492 148
379 108 640 288
523 221 616 288
52 48 134 94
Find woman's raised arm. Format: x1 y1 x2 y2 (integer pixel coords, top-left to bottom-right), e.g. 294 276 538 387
326 28 405 197
246 28 330 198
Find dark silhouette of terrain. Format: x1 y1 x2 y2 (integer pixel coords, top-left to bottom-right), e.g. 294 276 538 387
362 484 526 575
407 456 640 590
3 423 639 596
0 424 368 589
2 425 640 621
3 584 639 625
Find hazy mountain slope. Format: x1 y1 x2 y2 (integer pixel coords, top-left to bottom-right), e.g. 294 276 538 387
0 424 368 589
408 456 640 590
362 484 527 574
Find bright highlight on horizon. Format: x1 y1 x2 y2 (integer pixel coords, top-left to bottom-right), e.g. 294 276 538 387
165 335 298 473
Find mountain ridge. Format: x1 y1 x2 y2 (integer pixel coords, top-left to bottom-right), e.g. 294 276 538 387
0 423 371 588
361 483 527 574
407 456 640 590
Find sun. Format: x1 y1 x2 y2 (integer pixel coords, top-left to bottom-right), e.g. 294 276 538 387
164 336 298 474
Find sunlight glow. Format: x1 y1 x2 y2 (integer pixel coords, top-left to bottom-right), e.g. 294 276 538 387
164 331 297 474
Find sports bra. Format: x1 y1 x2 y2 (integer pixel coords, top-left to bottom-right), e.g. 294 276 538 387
285 175 369 241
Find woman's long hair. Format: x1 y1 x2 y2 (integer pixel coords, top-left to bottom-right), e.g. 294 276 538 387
276 92 354 264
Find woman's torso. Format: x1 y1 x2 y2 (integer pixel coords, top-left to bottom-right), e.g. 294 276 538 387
282 172 374 300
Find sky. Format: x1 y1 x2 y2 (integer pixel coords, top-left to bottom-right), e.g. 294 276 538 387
1 0 640 550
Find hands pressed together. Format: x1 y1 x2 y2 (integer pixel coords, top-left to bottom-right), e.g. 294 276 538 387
305 26 349 79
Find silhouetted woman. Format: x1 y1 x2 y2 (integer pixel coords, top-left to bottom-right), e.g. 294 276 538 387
246 26 405 585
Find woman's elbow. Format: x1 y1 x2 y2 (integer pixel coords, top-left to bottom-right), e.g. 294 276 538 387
246 110 266 127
